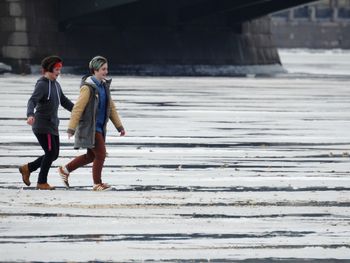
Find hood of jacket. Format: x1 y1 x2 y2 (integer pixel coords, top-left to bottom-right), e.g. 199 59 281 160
80 74 112 89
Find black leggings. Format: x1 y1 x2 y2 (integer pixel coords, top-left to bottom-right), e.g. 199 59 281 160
28 133 59 184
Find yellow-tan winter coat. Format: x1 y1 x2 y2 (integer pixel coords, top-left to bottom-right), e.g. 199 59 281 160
67 75 124 149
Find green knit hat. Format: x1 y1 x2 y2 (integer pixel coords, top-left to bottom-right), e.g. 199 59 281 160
89 56 108 74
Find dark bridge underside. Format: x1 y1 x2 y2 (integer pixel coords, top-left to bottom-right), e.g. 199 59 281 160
59 0 316 25
54 0 317 75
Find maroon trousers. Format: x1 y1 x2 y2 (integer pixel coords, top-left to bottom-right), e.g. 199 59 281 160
66 132 106 184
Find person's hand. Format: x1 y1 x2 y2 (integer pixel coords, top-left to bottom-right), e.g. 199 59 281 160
68 132 74 139
120 130 126 136
27 116 35 126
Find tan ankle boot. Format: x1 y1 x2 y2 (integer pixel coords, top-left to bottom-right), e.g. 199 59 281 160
19 164 30 186
36 183 55 190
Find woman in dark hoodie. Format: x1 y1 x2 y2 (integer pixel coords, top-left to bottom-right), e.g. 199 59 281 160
19 55 74 190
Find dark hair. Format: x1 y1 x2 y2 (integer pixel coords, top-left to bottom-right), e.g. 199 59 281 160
41 55 63 73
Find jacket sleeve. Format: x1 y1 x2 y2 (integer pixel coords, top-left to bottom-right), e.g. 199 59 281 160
60 89 74 112
27 82 45 117
67 85 90 134
109 99 124 132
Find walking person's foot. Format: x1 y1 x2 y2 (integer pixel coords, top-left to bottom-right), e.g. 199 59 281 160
93 183 112 191
58 166 70 188
36 183 55 190
19 164 31 186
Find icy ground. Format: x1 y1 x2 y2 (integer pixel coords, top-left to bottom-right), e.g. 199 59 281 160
0 49 350 262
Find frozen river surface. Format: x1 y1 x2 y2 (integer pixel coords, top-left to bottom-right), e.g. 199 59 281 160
0 50 350 262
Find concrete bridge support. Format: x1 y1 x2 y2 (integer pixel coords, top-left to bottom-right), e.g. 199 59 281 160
0 0 59 73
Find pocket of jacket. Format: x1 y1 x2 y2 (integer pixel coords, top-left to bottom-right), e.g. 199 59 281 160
77 122 92 137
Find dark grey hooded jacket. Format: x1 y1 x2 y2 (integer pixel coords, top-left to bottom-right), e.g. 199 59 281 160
27 76 74 136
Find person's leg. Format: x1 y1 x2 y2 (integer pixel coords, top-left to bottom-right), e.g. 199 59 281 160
59 139 94 188
27 133 55 173
36 133 55 184
65 149 95 173
20 133 58 187
28 156 43 173
91 132 106 185
51 135 60 162
20 155 43 186
19 133 45 186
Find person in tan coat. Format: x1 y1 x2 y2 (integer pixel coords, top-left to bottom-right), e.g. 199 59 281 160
58 56 125 191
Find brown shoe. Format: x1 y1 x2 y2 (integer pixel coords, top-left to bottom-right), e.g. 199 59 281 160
19 164 30 186
36 183 55 190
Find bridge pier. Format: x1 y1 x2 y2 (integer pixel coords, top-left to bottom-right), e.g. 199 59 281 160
0 0 61 73
0 0 30 73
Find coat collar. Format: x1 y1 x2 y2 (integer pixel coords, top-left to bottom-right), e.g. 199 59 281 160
81 75 112 88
